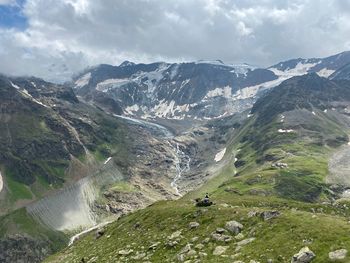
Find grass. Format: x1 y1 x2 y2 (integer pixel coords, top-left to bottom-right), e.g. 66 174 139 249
109 181 137 193
44 193 350 263
5 170 33 202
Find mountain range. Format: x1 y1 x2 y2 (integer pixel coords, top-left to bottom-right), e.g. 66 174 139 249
0 51 350 262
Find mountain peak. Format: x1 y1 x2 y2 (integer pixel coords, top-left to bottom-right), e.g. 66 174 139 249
119 61 135 67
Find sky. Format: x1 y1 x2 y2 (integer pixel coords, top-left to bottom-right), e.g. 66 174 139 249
0 0 350 82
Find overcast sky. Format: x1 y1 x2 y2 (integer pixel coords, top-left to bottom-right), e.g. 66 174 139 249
0 0 350 82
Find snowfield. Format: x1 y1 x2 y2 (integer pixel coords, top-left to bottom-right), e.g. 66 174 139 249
214 148 226 162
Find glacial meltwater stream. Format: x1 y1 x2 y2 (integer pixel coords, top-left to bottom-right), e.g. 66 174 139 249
114 115 191 195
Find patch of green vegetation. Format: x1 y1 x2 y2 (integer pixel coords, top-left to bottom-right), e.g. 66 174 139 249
5 170 33 202
110 181 137 193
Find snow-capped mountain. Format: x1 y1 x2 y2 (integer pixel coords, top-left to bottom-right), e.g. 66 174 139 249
72 51 350 120
73 61 276 119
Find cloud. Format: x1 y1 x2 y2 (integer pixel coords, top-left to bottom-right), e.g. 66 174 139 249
0 0 350 82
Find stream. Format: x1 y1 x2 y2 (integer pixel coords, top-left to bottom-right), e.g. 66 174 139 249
114 115 191 195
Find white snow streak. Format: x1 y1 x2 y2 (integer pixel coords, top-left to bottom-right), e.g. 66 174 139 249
278 129 294 133
214 148 226 162
317 68 335 78
74 72 91 88
104 157 112 165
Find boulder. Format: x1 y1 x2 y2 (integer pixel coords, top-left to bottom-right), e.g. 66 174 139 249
225 220 243 234
169 230 182 240
329 249 347 261
148 242 161 250
216 228 227 234
211 233 232 242
260 210 281 221
213 246 228 256
291 247 315 263
189 222 200 229
118 249 133 256
236 237 256 247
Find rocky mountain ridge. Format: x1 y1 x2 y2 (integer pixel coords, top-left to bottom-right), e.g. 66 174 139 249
72 51 350 120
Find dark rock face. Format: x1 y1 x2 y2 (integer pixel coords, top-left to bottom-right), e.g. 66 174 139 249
251 73 350 124
0 235 51 263
330 63 350 80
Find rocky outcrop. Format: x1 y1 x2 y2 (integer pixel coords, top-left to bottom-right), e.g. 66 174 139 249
291 247 316 263
329 249 347 261
0 235 52 263
225 220 243 235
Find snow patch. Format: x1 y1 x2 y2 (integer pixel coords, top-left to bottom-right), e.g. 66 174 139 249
270 61 318 77
124 104 140 115
317 68 335 78
312 111 316 116
278 129 294 133
205 86 232 99
74 72 91 88
10 81 20 90
104 157 112 165
96 78 130 92
214 148 226 162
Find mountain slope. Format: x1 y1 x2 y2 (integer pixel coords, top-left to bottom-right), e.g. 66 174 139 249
45 74 350 263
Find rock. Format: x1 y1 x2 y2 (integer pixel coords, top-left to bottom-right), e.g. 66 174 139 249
202 237 210 243
148 242 161 250
211 233 232 242
271 162 288 169
225 220 243 234
131 252 146 260
248 210 259 218
235 233 245 240
166 240 178 247
95 228 105 239
169 230 182 240
191 236 199 242
195 244 205 250
329 249 347 261
236 237 256 246
118 249 133 255
199 252 208 257
260 210 281 221
187 249 197 257
291 247 316 263
179 244 192 254
177 253 185 262
189 222 200 229
216 227 227 234
213 246 228 256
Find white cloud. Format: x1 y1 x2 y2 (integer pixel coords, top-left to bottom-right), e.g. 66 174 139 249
0 0 350 82
0 0 15 5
